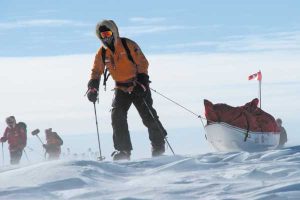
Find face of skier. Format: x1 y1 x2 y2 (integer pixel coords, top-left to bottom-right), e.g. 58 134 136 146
45 128 52 137
99 26 114 46
6 116 16 128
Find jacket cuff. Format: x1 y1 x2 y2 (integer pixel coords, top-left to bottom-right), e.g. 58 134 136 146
88 79 100 90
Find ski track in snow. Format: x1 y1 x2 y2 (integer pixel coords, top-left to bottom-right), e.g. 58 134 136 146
1 147 300 200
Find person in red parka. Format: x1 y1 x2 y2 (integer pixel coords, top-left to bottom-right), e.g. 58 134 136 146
43 128 63 160
0 116 27 165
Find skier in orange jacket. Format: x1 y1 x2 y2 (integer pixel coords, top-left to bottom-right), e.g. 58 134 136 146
87 20 167 160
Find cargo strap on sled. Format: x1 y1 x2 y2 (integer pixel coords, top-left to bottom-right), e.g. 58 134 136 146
244 130 250 142
243 112 250 142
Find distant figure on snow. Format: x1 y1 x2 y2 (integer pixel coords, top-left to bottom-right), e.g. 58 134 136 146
67 147 71 157
0 116 27 165
87 148 93 160
86 19 167 160
276 118 287 148
43 128 63 160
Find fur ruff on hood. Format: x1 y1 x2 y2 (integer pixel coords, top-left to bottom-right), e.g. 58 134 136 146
95 19 119 47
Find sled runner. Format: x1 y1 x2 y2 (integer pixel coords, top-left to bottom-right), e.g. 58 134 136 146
205 122 280 152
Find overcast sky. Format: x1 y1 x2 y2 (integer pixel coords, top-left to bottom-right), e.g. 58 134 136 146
1 0 300 56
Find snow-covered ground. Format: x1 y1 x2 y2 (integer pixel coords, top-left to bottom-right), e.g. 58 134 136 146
1 146 300 200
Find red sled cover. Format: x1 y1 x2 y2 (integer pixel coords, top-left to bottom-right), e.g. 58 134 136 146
204 98 280 133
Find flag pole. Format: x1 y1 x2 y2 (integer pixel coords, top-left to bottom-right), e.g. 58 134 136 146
259 79 261 108
259 70 262 108
248 70 262 108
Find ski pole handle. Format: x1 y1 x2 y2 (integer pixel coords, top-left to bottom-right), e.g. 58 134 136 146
31 129 40 136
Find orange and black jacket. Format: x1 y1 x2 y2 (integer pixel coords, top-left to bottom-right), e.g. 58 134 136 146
91 37 149 83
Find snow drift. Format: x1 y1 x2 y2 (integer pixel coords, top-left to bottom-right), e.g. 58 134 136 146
1 147 300 199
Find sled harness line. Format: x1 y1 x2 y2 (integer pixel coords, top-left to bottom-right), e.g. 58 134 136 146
149 87 207 129
149 87 252 140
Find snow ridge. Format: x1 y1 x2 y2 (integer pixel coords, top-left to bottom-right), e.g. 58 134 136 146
1 146 300 200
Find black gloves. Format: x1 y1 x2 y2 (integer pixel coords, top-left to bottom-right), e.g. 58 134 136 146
134 73 150 97
137 73 149 87
87 79 100 103
0 137 6 143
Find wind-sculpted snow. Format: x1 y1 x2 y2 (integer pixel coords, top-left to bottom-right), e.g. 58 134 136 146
1 147 300 200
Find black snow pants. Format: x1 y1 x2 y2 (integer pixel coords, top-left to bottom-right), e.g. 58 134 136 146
111 88 167 151
10 149 23 165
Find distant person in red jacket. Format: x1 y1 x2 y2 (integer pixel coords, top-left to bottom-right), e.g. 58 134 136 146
0 116 27 165
276 118 287 148
43 128 63 160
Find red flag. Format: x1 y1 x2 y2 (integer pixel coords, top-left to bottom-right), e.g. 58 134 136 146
248 71 262 81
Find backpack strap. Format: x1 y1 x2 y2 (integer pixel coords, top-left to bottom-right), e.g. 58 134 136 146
101 46 106 62
121 38 136 64
101 38 137 90
55 133 63 146
103 68 110 91
17 122 27 133
101 47 110 91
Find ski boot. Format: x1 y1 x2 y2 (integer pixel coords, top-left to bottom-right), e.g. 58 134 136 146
151 144 165 157
111 150 131 161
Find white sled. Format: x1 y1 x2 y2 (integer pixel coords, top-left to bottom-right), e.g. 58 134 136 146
205 122 280 152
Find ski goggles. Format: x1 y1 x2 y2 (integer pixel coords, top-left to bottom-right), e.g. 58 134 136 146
100 31 113 38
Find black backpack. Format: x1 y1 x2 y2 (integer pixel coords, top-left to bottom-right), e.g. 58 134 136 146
17 122 27 133
54 132 64 146
101 38 136 90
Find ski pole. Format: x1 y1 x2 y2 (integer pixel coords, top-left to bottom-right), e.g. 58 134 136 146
93 102 105 161
31 129 44 145
2 142 4 165
142 98 175 155
23 149 30 163
36 135 44 145
31 129 47 160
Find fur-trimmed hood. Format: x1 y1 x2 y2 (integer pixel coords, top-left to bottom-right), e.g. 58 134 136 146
95 19 119 43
